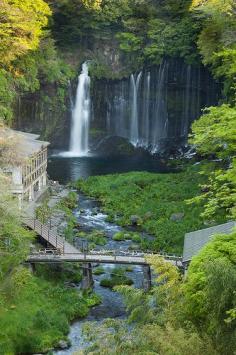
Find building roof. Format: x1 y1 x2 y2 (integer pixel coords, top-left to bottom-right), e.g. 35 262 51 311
0 129 50 160
183 221 236 263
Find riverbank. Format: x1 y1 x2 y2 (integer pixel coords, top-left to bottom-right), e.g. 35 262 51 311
0 183 101 354
75 163 225 254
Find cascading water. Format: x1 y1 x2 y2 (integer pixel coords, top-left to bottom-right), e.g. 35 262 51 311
69 62 91 156
140 72 151 148
151 61 168 151
130 72 142 146
181 64 191 137
92 59 219 155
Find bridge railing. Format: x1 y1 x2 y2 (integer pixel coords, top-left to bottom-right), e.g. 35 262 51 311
29 247 182 262
23 217 65 253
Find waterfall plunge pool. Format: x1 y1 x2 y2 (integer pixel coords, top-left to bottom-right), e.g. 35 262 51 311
48 152 173 184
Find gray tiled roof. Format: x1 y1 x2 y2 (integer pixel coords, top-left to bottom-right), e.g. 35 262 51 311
183 221 236 263
0 129 49 159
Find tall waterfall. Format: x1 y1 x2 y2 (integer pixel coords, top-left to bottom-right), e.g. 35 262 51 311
92 58 219 154
69 62 91 156
152 61 168 150
130 72 142 145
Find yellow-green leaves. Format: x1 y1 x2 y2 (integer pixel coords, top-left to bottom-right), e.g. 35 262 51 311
0 0 51 65
190 105 236 159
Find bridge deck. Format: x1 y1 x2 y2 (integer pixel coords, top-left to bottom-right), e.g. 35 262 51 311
27 253 148 265
27 251 183 267
24 217 183 267
23 217 78 254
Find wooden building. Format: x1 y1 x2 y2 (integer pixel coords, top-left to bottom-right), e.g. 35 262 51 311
1 130 50 208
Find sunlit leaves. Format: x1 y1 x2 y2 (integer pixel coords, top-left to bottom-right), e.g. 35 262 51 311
184 234 236 352
190 105 236 159
0 0 51 65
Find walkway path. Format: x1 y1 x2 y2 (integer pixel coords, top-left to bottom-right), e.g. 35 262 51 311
27 251 182 266
24 217 182 267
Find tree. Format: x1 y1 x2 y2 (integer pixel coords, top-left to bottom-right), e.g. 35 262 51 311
0 0 51 65
191 0 236 100
188 105 236 220
80 257 217 355
184 232 236 354
189 105 236 159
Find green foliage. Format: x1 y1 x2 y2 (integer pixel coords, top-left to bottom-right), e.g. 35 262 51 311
0 175 33 280
0 70 15 122
190 105 236 159
51 0 201 76
93 265 105 275
81 256 217 355
184 232 236 353
0 0 51 65
189 105 236 220
100 267 133 288
82 237 236 354
191 0 236 100
60 191 78 210
76 230 107 247
76 166 219 254
144 17 200 64
36 200 52 223
81 319 217 355
0 268 97 354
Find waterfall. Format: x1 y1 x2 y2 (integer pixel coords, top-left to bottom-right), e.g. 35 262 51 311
182 64 191 137
152 61 167 150
69 62 91 156
88 59 219 156
130 71 142 146
142 72 151 147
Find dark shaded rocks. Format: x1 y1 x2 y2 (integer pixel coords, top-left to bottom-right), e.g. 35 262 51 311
130 215 140 226
170 213 185 222
57 340 69 350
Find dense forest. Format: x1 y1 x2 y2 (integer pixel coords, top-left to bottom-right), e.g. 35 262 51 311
0 0 236 354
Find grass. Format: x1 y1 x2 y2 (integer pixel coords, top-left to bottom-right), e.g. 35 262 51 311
75 165 213 254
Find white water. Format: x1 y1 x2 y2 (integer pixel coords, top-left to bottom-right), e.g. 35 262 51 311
69 62 91 157
130 71 142 146
142 71 151 147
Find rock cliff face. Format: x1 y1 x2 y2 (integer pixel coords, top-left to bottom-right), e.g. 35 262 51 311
15 58 220 153
90 58 220 153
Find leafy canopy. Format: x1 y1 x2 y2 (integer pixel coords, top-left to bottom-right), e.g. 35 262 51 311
0 0 51 65
184 232 236 353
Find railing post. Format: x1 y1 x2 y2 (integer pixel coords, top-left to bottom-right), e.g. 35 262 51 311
48 229 50 242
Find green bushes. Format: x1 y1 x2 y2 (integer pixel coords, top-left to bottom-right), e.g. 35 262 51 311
100 267 133 288
93 266 105 275
76 230 107 247
113 231 142 243
0 267 99 354
183 232 236 353
60 191 78 210
76 165 223 254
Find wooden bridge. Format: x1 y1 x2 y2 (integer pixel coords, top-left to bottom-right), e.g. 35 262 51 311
23 217 183 290
24 217 182 265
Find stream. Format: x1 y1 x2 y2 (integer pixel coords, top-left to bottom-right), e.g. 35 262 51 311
54 193 144 354
48 153 169 354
